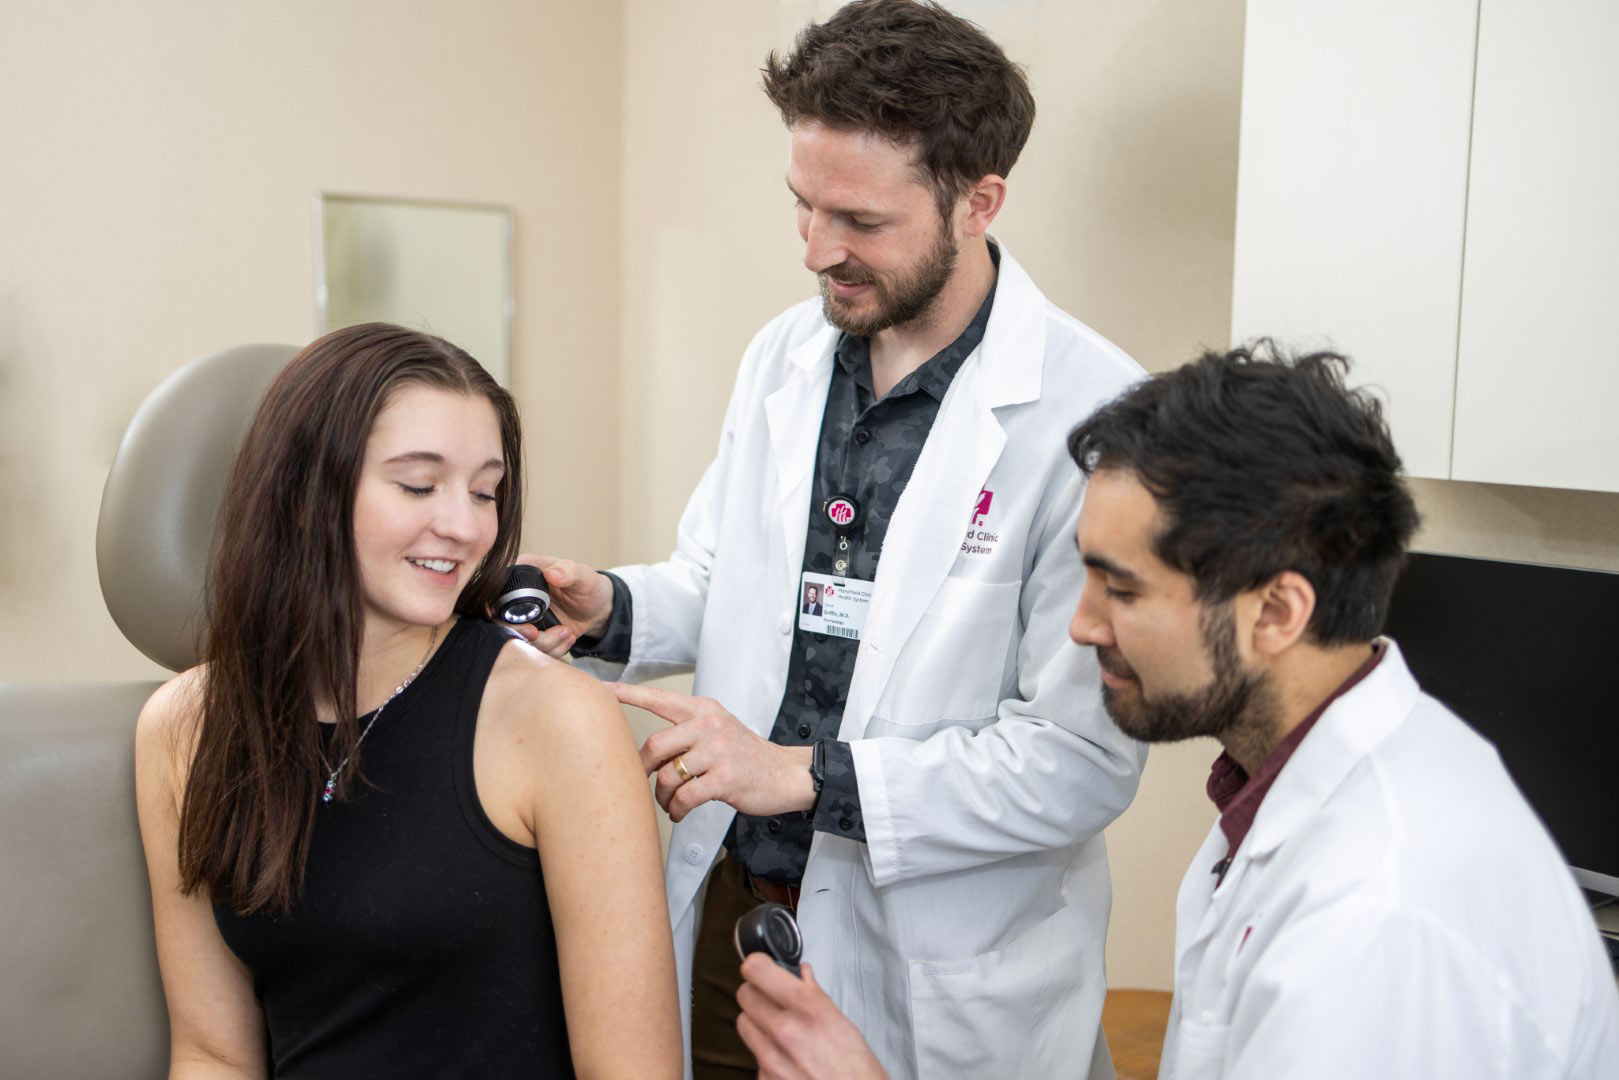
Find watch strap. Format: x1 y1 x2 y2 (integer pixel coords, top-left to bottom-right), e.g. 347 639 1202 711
809 738 827 794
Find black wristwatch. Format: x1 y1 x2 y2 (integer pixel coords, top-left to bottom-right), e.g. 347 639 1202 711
809 738 827 800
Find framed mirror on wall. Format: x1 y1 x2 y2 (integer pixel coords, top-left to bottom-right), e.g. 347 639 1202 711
315 193 514 385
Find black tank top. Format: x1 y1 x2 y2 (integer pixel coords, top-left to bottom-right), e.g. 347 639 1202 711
213 619 574 1078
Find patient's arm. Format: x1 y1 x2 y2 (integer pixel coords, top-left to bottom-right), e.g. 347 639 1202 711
483 642 684 1079
135 672 267 1079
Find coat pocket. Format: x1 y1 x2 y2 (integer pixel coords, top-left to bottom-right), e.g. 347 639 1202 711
872 577 1021 735
1161 1016 1232 1080
906 904 1102 1079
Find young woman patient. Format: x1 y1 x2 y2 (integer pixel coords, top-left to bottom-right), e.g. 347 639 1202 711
135 323 681 1078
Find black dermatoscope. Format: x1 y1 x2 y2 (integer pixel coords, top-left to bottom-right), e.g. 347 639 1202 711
734 903 803 976
495 564 561 631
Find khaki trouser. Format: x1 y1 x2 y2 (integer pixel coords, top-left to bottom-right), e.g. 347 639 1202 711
690 855 790 1078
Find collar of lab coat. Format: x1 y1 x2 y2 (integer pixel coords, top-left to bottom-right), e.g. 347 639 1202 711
1241 638 1422 860
783 237 1047 410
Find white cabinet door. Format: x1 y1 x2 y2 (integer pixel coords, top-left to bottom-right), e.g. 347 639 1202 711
1451 0 1619 493
1230 0 1478 479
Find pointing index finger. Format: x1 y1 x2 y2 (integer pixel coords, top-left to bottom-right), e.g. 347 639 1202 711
607 681 703 724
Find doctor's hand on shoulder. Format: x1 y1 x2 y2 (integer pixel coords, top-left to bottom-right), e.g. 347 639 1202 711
737 956 888 1080
611 684 816 823
509 554 615 658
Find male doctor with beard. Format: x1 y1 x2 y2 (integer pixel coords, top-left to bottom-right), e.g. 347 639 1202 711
735 344 1619 1080
517 2 1146 1076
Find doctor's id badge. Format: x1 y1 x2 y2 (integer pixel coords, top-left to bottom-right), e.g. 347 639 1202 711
797 571 873 639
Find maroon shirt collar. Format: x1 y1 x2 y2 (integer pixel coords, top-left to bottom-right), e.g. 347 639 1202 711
1206 642 1387 879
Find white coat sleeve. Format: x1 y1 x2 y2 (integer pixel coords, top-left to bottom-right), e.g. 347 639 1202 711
573 332 758 686
1221 901 1569 1080
849 470 1147 887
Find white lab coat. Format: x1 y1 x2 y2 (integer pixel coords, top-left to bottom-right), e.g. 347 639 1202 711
582 245 1147 1079
1159 640 1619 1080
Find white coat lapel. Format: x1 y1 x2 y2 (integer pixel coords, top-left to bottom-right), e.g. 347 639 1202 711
1174 823 1232 974
1173 642 1418 979
840 242 1047 738
764 325 838 628
841 361 1006 735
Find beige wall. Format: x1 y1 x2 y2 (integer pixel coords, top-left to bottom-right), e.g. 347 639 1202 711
1410 479 1619 572
0 0 623 680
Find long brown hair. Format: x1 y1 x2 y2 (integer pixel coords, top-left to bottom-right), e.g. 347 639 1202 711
179 323 524 915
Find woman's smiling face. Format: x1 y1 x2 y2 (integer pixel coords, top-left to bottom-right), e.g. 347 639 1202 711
351 384 505 639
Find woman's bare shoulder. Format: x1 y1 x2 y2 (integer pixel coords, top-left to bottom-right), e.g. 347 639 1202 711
136 666 207 786
484 639 630 756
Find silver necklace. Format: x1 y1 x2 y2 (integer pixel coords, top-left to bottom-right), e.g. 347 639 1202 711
321 623 439 805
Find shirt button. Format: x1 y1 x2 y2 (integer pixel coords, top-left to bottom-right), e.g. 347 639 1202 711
854 428 871 445
767 818 783 833
797 724 812 738
778 614 792 635
682 844 704 866
839 817 853 831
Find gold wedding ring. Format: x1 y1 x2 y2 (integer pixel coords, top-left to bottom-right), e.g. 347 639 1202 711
673 756 694 784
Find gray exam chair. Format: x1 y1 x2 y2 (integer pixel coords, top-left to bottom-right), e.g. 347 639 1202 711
0 343 295 1077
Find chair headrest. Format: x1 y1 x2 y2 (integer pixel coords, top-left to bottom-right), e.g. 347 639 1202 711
97 343 296 672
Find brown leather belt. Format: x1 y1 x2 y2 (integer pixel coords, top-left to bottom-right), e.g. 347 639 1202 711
741 866 800 913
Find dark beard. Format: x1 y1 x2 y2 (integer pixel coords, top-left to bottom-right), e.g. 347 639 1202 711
818 221 957 336
1099 603 1281 746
